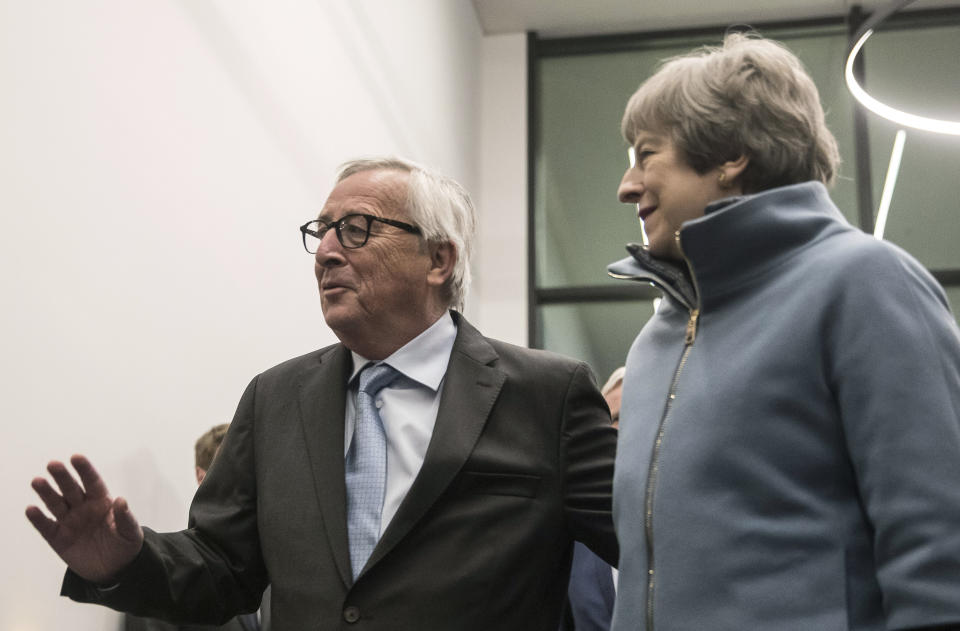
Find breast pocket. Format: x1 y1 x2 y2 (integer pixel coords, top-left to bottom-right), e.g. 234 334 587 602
455 471 542 498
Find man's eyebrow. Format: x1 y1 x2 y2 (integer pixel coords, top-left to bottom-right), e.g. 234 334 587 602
318 209 373 221
316 210 347 222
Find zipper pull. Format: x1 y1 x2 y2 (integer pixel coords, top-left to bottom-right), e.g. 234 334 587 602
685 309 700 345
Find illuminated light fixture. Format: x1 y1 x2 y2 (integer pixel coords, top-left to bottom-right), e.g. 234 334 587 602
874 129 907 239
845 0 960 135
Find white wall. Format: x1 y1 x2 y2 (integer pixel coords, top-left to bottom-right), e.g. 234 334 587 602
475 33 528 346
0 2 530 629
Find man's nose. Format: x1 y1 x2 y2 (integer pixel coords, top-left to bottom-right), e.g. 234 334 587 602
618 168 644 204
314 228 346 267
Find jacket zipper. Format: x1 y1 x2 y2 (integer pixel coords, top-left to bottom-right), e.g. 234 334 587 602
644 231 700 630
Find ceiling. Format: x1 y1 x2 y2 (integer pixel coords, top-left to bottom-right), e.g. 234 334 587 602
471 0 960 37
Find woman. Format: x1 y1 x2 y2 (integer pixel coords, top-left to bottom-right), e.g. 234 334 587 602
608 33 960 631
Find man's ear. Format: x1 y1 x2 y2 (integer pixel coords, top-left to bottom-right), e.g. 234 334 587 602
427 241 456 287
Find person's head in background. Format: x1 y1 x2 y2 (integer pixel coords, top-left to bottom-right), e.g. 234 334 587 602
601 366 625 428
617 31 840 260
194 423 230 485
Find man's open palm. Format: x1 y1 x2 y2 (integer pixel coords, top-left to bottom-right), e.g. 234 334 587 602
26 454 143 584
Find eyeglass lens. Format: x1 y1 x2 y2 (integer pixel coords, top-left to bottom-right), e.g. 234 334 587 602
303 215 371 252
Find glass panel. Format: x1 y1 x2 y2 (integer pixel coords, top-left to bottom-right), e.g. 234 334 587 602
533 26 858 290
534 49 670 290
864 23 960 269
944 285 960 327
540 300 656 383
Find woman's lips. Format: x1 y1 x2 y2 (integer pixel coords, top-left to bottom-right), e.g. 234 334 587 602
638 205 656 221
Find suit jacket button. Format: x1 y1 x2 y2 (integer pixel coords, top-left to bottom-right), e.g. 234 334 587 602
343 606 361 623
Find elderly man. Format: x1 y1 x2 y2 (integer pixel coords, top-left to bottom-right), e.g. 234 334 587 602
27 158 617 631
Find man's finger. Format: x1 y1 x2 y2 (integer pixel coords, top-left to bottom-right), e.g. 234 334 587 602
25 505 58 543
112 497 142 544
31 477 70 520
48 460 85 508
71 454 110 501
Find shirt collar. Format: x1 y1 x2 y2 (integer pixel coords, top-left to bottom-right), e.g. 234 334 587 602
348 311 458 392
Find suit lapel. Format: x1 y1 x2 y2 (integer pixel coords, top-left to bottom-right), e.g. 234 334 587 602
365 318 505 571
298 343 353 588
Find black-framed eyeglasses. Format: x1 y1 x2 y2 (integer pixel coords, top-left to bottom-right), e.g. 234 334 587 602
299 213 421 252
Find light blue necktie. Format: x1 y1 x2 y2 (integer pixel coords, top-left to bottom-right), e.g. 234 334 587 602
346 363 398 580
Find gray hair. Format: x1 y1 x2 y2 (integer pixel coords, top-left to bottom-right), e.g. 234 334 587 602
337 157 477 311
621 32 840 193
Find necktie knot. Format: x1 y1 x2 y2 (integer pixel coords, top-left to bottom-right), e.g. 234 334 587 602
358 363 399 397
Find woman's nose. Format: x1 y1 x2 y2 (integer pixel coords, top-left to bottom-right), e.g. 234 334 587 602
618 168 644 204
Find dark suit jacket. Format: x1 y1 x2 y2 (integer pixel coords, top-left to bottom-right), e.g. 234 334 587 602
64 314 618 631
123 612 256 631
122 585 269 631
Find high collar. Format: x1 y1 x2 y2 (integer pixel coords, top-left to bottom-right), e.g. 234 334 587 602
607 182 853 310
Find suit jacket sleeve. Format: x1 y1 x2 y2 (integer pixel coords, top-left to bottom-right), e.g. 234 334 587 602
560 362 619 568
62 376 268 625
123 613 181 631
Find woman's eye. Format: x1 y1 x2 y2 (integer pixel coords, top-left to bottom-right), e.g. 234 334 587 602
628 145 654 168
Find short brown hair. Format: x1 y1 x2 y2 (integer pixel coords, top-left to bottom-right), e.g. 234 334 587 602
621 32 840 193
194 423 230 471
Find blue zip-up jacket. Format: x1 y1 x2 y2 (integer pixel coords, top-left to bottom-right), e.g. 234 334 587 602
608 181 960 631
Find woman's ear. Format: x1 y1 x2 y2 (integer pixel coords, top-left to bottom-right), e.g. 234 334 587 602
427 241 456 288
719 155 750 190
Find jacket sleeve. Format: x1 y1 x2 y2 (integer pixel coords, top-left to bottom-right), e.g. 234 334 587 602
61 377 268 625
560 362 619 568
828 246 960 628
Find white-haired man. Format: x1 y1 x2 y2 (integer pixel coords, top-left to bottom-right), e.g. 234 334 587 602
28 157 617 631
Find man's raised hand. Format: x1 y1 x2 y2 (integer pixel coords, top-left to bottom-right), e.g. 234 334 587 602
26 454 143 584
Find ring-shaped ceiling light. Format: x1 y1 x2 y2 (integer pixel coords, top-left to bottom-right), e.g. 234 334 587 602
845 0 960 135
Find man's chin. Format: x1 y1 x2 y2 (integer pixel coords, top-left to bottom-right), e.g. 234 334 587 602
320 305 359 335
320 307 346 326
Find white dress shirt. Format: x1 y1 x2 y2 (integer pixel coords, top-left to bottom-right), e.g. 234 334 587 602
345 312 457 536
